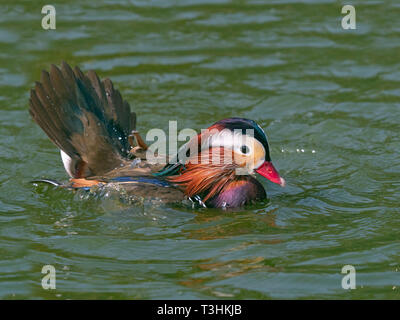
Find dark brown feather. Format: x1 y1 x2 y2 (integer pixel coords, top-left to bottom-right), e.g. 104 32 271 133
29 62 136 177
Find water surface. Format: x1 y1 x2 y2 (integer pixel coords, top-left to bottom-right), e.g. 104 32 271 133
0 0 399 299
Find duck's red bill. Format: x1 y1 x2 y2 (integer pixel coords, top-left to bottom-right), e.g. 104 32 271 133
255 161 286 187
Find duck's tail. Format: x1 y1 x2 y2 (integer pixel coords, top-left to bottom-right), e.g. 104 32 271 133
29 62 136 178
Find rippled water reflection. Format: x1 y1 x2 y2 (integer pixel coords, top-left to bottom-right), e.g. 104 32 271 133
0 0 399 299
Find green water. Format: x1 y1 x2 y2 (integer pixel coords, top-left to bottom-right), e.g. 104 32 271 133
1 0 399 299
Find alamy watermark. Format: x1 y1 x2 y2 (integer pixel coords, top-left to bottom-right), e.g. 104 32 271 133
41 5 56 30
142 121 262 176
40 4 356 32
41 265 56 290
341 265 356 290
341 5 356 30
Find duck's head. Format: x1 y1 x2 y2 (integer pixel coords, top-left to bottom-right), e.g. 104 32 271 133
160 117 285 208
205 118 285 186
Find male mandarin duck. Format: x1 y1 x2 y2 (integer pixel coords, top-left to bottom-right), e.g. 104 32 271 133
29 62 285 208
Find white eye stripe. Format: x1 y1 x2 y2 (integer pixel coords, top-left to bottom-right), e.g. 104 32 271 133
208 130 267 161
209 129 253 150
176 128 266 166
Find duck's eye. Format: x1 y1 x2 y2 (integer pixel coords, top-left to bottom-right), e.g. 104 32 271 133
240 145 250 154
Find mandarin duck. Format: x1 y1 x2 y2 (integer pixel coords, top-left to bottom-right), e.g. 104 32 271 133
29 62 285 208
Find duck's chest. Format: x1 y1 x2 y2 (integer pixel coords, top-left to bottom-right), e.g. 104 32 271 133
205 177 266 208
